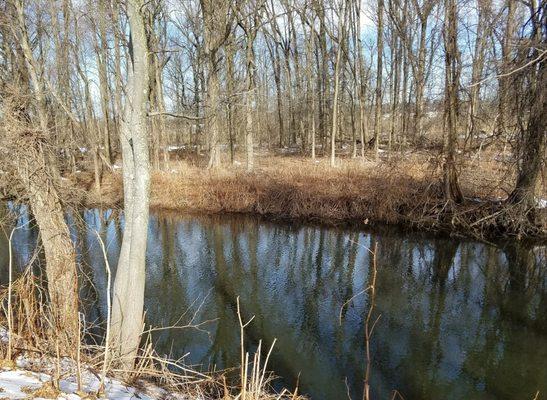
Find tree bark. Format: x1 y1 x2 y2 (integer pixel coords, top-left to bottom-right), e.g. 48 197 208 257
330 0 347 167
7 0 79 346
373 0 384 160
111 0 151 369
508 7 546 209
200 0 232 169
498 0 516 139
442 0 463 204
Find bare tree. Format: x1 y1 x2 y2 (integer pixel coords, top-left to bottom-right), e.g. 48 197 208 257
508 1 546 211
200 0 233 168
442 0 463 203
373 0 384 160
110 0 151 368
2 0 79 345
497 0 517 139
237 0 265 171
330 0 348 167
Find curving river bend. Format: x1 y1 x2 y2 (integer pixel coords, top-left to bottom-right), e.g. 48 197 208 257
1 205 546 400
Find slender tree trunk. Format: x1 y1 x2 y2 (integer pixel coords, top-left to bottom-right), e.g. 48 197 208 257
245 32 257 172
442 0 463 204
465 0 488 147
304 15 317 160
330 1 347 167
498 0 516 139
96 0 113 165
414 18 428 138
373 0 384 160
111 0 150 368
400 0 409 147
226 41 236 164
112 1 123 152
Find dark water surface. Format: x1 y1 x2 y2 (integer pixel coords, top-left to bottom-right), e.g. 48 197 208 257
1 205 546 400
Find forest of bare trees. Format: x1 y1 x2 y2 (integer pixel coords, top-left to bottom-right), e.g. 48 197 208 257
0 0 545 379
0 0 544 182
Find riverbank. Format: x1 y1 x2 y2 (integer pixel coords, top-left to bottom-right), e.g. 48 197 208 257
74 152 546 241
0 272 303 400
0 357 175 399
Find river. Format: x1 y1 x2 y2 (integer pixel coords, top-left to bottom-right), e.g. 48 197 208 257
1 205 546 400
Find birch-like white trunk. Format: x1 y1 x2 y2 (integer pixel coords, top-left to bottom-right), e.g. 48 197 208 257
111 0 150 369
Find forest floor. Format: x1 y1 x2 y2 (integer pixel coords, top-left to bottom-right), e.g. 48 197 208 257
69 147 546 240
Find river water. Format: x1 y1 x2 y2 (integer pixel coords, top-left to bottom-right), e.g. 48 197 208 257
1 205 546 400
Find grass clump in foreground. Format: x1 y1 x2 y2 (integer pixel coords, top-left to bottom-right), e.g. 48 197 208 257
0 269 304 400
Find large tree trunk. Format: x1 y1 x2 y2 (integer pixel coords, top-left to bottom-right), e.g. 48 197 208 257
21 143 79 341
205 51 221 168
9 0 79 344
201 0 231 169
508 18 546 209
111 0 150 369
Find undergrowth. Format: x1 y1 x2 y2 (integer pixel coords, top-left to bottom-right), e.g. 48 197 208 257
0 269 303 400
75 153 546 241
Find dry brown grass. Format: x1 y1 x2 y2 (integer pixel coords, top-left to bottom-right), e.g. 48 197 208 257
0 267 304 400
70 149 546 240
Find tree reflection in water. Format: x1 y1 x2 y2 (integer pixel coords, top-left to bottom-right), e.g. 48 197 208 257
1 208 545 400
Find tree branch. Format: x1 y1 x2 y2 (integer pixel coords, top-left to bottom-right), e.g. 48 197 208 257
148 111 204 120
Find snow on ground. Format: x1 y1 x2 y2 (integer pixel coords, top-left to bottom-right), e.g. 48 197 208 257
536 198 547 209
0 349 190 399
0 367 156 399
167 145 186 151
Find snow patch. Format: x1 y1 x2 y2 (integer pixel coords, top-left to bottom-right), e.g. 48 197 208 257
167 145 186 151
0 350 188 400
0 367 159 400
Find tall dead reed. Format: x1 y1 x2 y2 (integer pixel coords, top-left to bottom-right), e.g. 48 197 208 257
0 238 303 400
83 154 545 240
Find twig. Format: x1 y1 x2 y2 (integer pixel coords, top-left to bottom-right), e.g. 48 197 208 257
467 50 547 88
236 296 255 400
95 231 112 394
363 241 379 400
6 227 16 360
148 111 205 120
5 217 31 361
339 286 372 325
